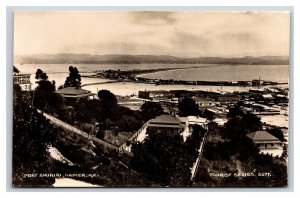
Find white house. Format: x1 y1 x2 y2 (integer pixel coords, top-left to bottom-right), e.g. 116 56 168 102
246 131 283 157
13 66 31 91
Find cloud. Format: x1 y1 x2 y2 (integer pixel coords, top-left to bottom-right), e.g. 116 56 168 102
64 41 169 56
14 11 290 57
130 11 176 26
219 32 256 41
169 32 211 56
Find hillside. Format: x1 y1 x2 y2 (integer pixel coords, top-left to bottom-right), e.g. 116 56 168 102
14 54 289 65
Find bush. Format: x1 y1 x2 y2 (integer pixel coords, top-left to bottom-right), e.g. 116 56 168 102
178 97 199 116
203 142 233 161
141 101 163 120
117 115 143 132
194 167 212 183
266 128 285 142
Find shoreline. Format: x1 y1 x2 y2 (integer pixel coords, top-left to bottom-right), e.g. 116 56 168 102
82 77 289 87
82 74 288 87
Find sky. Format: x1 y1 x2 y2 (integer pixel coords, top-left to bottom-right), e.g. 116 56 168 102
14 11 290 58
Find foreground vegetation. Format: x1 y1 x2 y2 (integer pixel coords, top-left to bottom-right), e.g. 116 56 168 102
193 106 288 187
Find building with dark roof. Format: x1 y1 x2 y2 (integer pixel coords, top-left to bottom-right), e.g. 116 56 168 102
247 131 283 156
147 114 185 135
56 87 95 105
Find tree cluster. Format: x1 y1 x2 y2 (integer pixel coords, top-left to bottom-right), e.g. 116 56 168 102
130 124 207 187
185 124 207 156
64 66 81 88
266 128 285 142
13 89 58 187
178 97 199 116
224 106 262 139
130 132 196 187
33 69 64 112
73 90 144 136
140 101 163 120
35 69 55 92
209 106 263 161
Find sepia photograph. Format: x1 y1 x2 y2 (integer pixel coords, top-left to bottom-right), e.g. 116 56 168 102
12 10 290 188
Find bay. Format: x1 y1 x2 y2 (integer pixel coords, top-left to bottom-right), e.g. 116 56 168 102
16 63 289 96
138 64 289 83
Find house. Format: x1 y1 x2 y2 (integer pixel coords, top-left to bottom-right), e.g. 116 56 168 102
246 131 283 157
13 66 31 91
186 116 207 128
56 87 95 105
147 114 185 135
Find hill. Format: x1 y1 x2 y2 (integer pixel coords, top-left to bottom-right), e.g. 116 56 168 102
14 54 289 65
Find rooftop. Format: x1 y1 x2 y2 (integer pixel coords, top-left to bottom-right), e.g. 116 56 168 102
262 94 274 98
13 66 20 73
247 131 280 142
150 114 181 125
176 116 188 123
147 123 184 128
56 87 95 98
187 116 207 123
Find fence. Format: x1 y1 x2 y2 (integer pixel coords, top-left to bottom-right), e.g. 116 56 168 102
190 133 207 181
118 120 151 153
41 111 120 153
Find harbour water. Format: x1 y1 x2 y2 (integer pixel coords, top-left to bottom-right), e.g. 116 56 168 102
17 63 289 96
138 64 289 83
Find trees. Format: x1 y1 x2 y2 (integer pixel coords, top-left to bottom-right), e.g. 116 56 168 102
74 99 104 123
227 106 262 132
35 69 48 80
224 106 262 140
140 101 163 120
33 69 60 110
178 97 199 116
242 113 262 132
203 109 215 121
13 91 58 187
266 128 285 142
203 142 233 161
130 132 194 186
185 124 207 156
96 90 119 123
220 107 262 161
64 66 81 88
117 115 143 132
227 106 244 118
98 89 117 106
35 69 55 92
73 91 143 133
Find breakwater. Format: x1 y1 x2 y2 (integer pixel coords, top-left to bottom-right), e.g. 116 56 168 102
82 68 286 87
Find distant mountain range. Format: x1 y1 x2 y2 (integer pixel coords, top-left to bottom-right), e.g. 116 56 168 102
14 54 290 65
